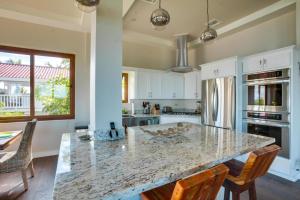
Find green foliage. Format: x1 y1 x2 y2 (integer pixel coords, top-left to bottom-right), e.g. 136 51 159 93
35 76 70 115
0 112 24 117
0 102 4 110
6 58 22 64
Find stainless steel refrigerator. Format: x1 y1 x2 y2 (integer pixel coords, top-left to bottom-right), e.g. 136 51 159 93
201 77 236 130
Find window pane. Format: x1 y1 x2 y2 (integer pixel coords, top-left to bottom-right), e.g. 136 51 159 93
0 52 31 117
34 55 71 116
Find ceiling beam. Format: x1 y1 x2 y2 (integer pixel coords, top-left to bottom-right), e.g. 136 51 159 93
123 0 136 18
189 0 296 47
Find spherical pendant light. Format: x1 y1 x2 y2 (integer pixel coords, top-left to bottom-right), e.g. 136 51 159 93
150 0 170 31
74 0 100 13
200 0 217 42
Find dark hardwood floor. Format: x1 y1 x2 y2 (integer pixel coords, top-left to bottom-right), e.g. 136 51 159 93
0 156 300 200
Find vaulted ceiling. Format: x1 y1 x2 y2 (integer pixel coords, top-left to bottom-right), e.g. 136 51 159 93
124 0 280 41
0 0 294 44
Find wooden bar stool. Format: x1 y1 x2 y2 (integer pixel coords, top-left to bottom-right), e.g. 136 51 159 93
141 164 229 200
223 145 281 200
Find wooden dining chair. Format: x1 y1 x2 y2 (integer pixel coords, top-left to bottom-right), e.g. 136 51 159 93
0 119 37 191
141 164 229 200
223 144 281 200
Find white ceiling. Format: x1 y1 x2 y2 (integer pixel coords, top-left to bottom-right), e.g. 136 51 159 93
0 0 294 44
124 0 280 41
0 0 82 23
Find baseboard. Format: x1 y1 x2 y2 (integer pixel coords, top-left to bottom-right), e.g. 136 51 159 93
268 169 299 182
33 150 59 158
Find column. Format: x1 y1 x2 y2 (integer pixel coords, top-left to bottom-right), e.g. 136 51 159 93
90 0 122 132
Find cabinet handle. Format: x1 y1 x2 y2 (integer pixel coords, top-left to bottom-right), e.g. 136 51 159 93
259 60 262 66
263 58 267 65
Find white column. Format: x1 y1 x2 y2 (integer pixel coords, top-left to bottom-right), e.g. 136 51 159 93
297 0 300 47
90 0 122 132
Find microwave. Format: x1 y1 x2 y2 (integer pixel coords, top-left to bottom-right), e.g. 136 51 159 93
243 69 290 112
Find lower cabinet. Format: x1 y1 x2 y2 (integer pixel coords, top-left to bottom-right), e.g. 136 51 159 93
160 115 201 125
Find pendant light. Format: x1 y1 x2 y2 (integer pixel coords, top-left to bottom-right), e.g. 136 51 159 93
200 0 217 42
150 0 170 31
74 0 100 13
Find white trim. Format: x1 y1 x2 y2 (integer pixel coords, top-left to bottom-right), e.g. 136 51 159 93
0 8 88 33
189 0 296 47
33 150 59 158
123 0 136 17
123 30 175 48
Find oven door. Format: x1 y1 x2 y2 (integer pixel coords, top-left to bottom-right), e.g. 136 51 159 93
243 119 290 158
245 79 289 112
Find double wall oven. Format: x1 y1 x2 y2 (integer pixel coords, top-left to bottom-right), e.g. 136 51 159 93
243 69 290 158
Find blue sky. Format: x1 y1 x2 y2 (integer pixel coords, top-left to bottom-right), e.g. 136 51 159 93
0 52 69 67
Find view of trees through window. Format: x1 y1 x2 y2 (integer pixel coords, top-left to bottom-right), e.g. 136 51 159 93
0 46 75 121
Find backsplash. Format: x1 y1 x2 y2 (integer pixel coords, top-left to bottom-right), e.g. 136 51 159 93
122 99 199 114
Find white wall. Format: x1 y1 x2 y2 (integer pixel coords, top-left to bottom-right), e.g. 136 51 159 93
189 10 296 65
0 17 90 156
123 41 176 70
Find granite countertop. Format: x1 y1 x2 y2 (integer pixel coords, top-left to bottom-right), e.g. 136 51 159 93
53 123 275 200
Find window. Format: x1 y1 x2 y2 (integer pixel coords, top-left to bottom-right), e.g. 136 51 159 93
122 73 128 103
0 45 75 122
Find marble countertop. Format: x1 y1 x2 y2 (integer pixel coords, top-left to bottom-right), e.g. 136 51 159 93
53 123 275 200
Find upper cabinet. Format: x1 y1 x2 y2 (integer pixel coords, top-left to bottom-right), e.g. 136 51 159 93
136 71 162 99
243 46 293 74
162 73 184 99
200 57 237 80
184 71 201 99
135 70 184 99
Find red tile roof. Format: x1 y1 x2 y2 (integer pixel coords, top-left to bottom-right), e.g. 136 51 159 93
0 63 69 80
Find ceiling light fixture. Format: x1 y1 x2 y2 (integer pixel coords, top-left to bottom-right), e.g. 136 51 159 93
200 0 217 42
150 0 170 31
74 0 100 13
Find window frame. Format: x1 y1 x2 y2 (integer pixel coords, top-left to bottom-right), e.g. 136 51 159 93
122 73 129 103
0 45 75 123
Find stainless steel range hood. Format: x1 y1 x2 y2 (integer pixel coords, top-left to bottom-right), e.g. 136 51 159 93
171 35 194 73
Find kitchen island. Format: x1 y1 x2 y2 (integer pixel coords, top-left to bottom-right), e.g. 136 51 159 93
53 123 275 200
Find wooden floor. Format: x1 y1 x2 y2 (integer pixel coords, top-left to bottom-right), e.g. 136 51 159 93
0 156 300 200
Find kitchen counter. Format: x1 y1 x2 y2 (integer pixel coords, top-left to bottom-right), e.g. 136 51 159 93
53 123 274 200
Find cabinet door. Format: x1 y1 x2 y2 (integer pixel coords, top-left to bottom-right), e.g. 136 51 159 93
136 71 150 99
184 72 197 99
149 72 162 99
201 58 236 79
263 49 292 71
196 71 202 99
173 74 184 99
162 73 174 99
243 56 263 74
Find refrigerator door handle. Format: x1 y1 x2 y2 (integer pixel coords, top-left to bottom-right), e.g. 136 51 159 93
230 78 236 130
212 81 218 122
215 81 219 122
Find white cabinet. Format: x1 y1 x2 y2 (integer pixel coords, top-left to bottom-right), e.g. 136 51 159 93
201 57 237 80
160 115 201 125
162 73 184 99
136 71 162 99
243 47 293 74
184 71 201 99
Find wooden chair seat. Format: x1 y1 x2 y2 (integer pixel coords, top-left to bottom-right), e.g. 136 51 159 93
223 145 281 200
141 164 229 200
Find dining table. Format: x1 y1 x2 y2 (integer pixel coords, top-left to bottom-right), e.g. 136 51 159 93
0 130 23 150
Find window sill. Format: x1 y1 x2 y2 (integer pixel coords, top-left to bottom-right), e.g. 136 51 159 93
0 115 75 123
